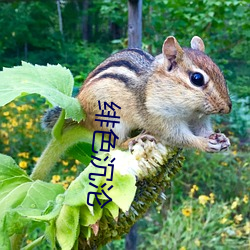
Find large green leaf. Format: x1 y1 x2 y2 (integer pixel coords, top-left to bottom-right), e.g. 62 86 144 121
0 62 84 121
56 205 80 250
20 181 64 213
0 154 65 248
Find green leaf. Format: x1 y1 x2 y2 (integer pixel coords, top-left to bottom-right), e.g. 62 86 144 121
107 171 136 212
0 181 64 237
66 142 94 166
64 155 107 209
79 203 103 227
0 182 33 247
64 150 137 214
45 220 56 249
26 197 63 222
56 205 80 250
3 210 31 237
80 226 92 240
0 231 10 250
20 181 64 213
0 182 33 217
0 154 30 181
0 154 65 243
0 62 84 122
104 202 119 219
0 176 31 201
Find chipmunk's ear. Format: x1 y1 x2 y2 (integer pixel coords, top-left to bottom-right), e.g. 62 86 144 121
162 36 184 63
191 36 205 52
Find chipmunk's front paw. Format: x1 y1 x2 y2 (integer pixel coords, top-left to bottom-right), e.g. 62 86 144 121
129 134 156 152
206 133 230 152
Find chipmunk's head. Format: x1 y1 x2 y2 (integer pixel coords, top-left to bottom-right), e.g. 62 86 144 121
158 36 232 115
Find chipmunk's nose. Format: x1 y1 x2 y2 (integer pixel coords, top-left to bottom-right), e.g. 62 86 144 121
219 101 232 114
228 101 232 112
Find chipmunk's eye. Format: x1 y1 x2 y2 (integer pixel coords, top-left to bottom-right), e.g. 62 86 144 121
190 72 204 87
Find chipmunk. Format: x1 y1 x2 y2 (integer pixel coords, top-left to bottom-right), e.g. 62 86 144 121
44 36 232 153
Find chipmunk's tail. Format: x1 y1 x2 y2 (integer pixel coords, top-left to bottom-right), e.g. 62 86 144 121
41 106 62 130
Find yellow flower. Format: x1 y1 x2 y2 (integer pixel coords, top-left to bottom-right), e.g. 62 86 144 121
209 193 215 204
231 198 240 209
62 160 69 166
11 119 18 127
71 165 77 172
189 184 199 197
198 195 210 206
182 207 192 217
18 152 30 159
244 221 250 234
51 175 61 183
19 161 28 169
243 195 248 204
75 159 81 165
3 111 9 116
32 157 39 162
66 176 75 182
9 102 16 108
194 238 201 247
3 138 9 145
17 105 31 112
26 121 33 129
0 130 8 138
221 162 228 167
220 217 228 224
232 150 237 156
234 214 243 224
179 247 186 250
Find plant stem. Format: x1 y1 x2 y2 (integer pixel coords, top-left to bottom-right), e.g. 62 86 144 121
10 231 25 250
30 125 99 181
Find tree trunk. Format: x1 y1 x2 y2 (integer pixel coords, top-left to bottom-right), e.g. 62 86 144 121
82 0 89 41
126 2 143 245
125 223 137 250
56 0 63 36
128 0 142 48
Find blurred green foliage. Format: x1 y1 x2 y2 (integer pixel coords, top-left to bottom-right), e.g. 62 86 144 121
0 0 249 97
0 0 249 248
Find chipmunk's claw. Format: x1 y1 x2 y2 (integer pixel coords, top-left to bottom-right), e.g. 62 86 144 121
207 133 230 152
129 134 156 152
